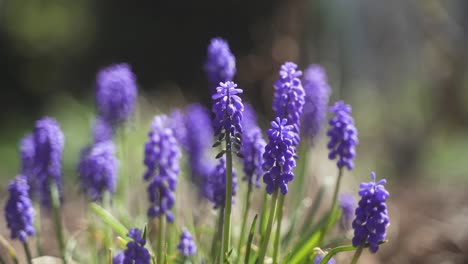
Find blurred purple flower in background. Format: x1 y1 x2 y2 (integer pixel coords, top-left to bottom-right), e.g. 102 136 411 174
204 37 236 93
96 63 137 126
177 229 197 256
241 104 265 187
93 117 114 143
339 193 356 231
313 254 336 264
4 176 35 242
302 65 331 143
205 158 237 209
19 133 36 190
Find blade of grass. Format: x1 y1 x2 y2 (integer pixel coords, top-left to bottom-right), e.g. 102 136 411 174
90 203 129 239
244 214 258 264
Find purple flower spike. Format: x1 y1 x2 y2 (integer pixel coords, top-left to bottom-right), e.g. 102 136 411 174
5 176 35 242
352 172 390 253
169 109 188 149
212 81 244 158
206 158 237 209
144 115 180 222
313 254 336 264
272 62 305 146
19 134 36 189
184 104 215 187
33 117 64 207
177 229 197 257
96 63 137 125
112 252 124 264
302 65 331 143
122 228 151 264
327 101 358 170
339 193 356 231
204 37 236 92
262 117 297 194
78 140 118 202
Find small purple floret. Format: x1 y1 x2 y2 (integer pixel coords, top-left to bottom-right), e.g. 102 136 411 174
177 229 197 256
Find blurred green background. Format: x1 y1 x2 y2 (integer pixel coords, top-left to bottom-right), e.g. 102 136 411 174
1 0 468 262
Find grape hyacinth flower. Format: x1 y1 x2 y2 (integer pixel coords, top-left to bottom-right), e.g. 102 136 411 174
168 109 188 149
143 115 180 222
352 172 390 253
19 134 36 190
93 117 114 143
184 104 215 190
313 254 336 264
272 62 305 146
4 176 35 242
96 63 137 125
78 141 118 202
302 65 331 143
177 230 197 257
204 37 236 92
262 118 296 195
339 193 356 231
33 117 64 207
206 158 237 209
121 228 151 264
327 101 358 170
212 81 244 157
112 252 124 264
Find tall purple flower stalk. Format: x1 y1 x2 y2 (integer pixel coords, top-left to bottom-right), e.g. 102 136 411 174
177 230 197 257
33 117 64 207
204 37 236 93
339 193 356 231
327 101 358 170
121 228 151 264
206 158 237 209
96 63 137 126
302 65 331 143
143 115 180 222
352 172 390 253
262 118 296 194
241 104 266 187
78 140 118 202
4 176 35 242
168 109 188 148
184 104 215 193
212 81 244 158
272 62 305 147
19 134 36 191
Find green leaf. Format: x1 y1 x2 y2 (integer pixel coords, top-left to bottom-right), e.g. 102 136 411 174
318 241 388 264
288 230 322 264
244 214 258 264
90 203 129 239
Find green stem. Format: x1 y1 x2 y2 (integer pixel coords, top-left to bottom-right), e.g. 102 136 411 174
259 192 269 243
50 182 67 264
22 242 33 264
257 189 279 264
350 246 363 264
35 203 43 256
157 217 166 264
212 207 224 263
222 145 234 263
236 182 253 264
272 194 285 264
321 168 344 241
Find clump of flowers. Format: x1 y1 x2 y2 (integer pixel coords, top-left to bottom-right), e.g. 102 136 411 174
33 117 65 207
120 228 151 264
206 158 237 209
204 37 236 92
352 172 390 253
78 140 118 202
177 230 197 257
339 193 356 231
19 134 35 189
144 115 180 222
272 62 305 146
93 117 114 143
241 104 265 188
96 63 137 126
302 65 331 143
4 176 35 242
262 117 296 194
327 101 358 170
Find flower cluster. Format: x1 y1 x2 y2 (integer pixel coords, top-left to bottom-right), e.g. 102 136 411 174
302 65 331 143
339 193 356 231
168 109 188 148
96 63 137 126
184 104 215 189
19 134 35 187
144 115 180 222
177 230 197 257
93 117 113 143
262 118 296 194
78 140 118 201
313 254 336 264
352 172 390 253
327 101 358 170
204 37 236 92
119 228 151 264
272 62 305 146
33 117 64 207
212 81 244 157
241 104 265 187
4 176 35 242
206 158 237 209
